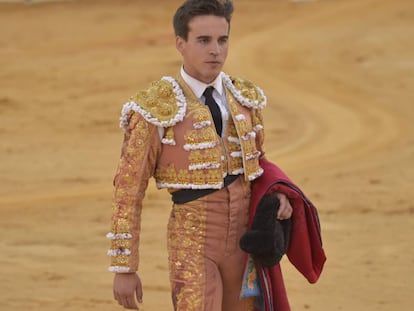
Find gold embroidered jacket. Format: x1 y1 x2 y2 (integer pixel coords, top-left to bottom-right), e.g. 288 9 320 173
107 73 267 272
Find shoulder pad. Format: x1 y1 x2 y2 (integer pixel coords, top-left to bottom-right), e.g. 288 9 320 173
119 76 187 130
222 74 267 109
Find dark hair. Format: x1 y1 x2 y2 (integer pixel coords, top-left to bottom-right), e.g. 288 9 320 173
173 0 234 40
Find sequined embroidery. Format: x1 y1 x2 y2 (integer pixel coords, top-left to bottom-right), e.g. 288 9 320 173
126 78 186 126
154 78 264 187
168 202 207 310
109 74 266 273
223 74 267 109
184 127 217 151
156 164 224 190
192 107 212 129
108 113 160 272
188 149 222 171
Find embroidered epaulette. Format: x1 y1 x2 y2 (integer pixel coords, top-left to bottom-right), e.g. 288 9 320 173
222 74 267 109
119 76 187 130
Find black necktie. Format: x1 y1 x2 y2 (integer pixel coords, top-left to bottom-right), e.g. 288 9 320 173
203 86 222 136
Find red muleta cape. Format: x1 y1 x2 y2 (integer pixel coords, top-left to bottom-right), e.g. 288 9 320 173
248 158 326 311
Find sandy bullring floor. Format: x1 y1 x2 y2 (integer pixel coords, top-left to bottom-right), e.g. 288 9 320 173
0 0 413 310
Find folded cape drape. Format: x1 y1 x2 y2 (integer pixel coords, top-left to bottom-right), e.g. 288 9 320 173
244 158 327 311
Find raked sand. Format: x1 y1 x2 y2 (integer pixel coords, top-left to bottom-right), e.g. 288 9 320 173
0 0 413 310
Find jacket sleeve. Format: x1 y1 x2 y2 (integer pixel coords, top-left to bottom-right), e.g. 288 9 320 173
107 111 161 273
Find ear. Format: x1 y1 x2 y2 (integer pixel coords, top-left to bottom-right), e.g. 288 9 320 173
176 36 185 54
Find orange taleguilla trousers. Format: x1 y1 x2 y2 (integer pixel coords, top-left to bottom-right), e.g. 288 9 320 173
167 176 255 311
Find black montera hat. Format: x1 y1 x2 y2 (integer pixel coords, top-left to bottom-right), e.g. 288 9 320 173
239 194 292 267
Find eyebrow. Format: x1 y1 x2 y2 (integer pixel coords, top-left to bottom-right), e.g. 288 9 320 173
196 35 211 40
196 35 229 40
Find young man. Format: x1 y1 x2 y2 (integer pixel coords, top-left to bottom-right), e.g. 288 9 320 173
108 1 293 310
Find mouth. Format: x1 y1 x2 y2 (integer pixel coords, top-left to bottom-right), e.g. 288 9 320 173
206 61 222 65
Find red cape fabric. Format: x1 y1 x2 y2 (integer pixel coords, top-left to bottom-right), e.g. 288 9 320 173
249 158 326 311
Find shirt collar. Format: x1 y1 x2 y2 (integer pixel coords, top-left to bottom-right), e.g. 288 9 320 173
180 66 224 98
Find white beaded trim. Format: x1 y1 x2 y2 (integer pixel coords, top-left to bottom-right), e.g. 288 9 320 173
222 74 267 109
230 151 243 158
227 136 240 144
119 102 138 129
189 162 221 171
246 151 261 160
119 76 187 130
183 141 216 151
108 266 131 273
161 138 176 145
231 168 245 175
235 114 246 121
248 167 264 181
156 182 223 190
241 131 256 140
106 232 132 240
193 121 212 129
253 124 264 132
107 248 132 257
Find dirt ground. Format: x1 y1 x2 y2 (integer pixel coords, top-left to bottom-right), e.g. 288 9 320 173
0 0 413 310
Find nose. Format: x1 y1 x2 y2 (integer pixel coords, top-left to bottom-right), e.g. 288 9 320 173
209 42 220 56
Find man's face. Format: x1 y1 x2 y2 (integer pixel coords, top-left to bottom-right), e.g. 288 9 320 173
176 15 229 84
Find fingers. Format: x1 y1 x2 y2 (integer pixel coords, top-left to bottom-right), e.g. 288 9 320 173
125 296 139 310
276 193 293 220
113 285 138 309
113 273 142 310
115 293 139 310
136 279 143 303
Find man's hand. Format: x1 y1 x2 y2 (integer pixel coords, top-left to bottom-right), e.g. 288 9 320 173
113 272 143 310
275 192 293 220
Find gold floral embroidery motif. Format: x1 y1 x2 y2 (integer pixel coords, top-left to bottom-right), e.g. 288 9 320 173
227 124 239 138
167 202 207 310
226 122 244 173
251 109 265 151
245 159 261 177
227 94 260 177
156 164 224 189
156 165 177 183
111 239 131 250
177 169 192 184
191 107 211 124
188 149 222 169
193 170 207 185
231 77 266 104
251 109 264 129
236 120 250 137
229 157 243 173
110 113 159 271
111 218 130 233
110 255 130 267
206 169 224 185
162 127 176 143
241 139 257 156
184 127 217 146
134 79 179 122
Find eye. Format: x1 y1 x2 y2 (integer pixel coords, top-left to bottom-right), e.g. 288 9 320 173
198 37 210 44
219 37 228 45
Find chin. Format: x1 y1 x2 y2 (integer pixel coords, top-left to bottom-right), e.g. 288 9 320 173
205 70 221 82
